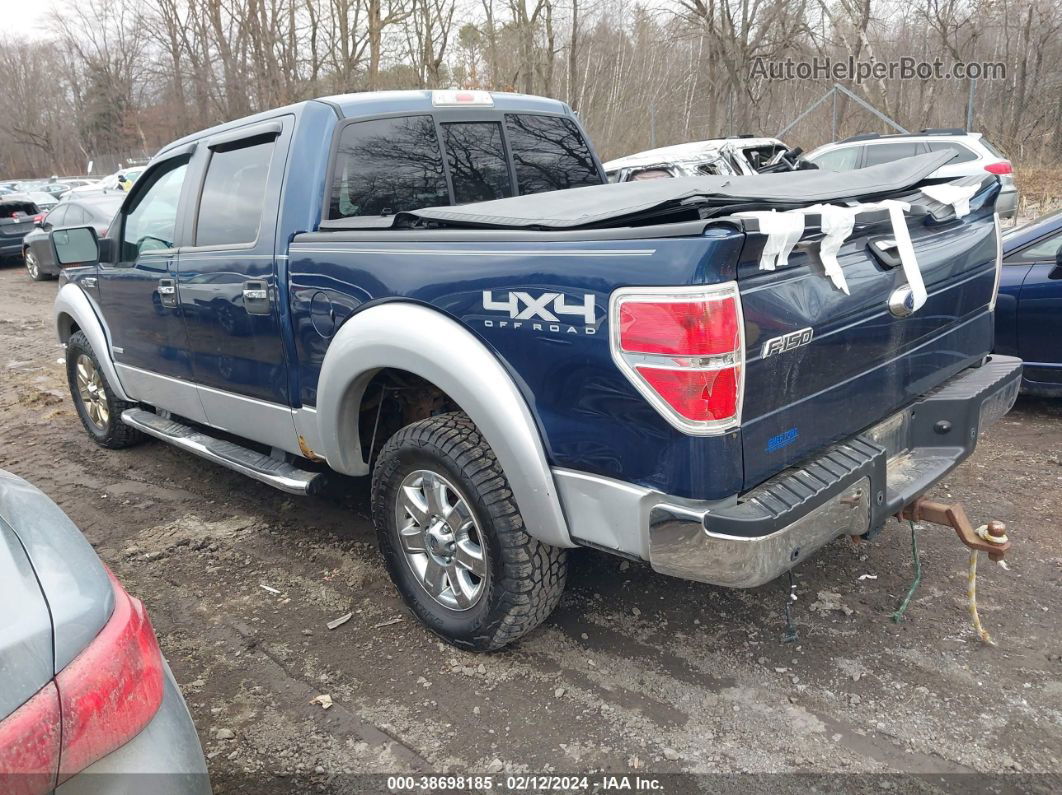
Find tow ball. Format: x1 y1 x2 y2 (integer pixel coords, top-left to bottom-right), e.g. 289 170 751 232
896 497 1011 645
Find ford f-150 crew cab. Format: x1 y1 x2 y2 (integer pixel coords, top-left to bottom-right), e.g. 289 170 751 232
49 90 1021 651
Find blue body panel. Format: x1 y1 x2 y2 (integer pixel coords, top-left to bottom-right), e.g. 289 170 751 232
997 211 1062 392
289 229 748 500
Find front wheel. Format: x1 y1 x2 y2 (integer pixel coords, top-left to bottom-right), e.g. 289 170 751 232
65 331 144 448
371 412 567 651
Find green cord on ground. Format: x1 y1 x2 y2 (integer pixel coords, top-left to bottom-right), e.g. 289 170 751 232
891 520 922 622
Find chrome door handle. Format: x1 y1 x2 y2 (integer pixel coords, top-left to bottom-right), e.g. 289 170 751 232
157 278 177 308
242 280 272 315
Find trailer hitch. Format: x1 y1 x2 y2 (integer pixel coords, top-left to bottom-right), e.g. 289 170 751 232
897 498 1010 561
895 497 1011 645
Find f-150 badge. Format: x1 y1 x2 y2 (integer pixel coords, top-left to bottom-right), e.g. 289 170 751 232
761 326 813 358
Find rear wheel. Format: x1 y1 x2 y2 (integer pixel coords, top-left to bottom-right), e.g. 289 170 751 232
372 412 567 651
65 331 144 448
24 249 48 281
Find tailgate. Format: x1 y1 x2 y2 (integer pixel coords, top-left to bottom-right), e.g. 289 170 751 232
0 217 33 238
737 182 1001 491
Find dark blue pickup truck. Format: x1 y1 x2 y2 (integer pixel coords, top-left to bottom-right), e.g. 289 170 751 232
49 90 1021 650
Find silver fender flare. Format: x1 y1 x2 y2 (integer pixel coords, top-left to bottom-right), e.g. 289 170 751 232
314 302 573 548
54 283 131 402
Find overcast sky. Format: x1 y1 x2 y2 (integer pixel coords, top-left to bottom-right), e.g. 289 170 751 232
5 1 58 40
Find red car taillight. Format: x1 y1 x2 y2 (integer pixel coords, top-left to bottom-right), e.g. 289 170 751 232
610 284 745 433
984 161 1012 175
618 296 740 356
0 572 165 794
0 684 61 795
31 214 45 225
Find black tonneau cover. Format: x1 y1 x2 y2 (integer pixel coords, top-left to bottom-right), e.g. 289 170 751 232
400 152 953 230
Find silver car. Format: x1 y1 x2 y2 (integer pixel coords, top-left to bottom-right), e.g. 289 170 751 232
0 470 211 794
805 129 1018 220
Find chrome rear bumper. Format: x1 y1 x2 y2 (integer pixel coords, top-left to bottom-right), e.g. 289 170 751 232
641 355 1022 588
650 477 870 587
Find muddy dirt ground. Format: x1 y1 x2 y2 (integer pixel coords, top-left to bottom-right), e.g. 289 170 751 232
1 263 1060 792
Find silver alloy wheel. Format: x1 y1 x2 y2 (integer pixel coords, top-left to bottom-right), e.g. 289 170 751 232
395 469 487 611
24 251 39 280
75 354 109 429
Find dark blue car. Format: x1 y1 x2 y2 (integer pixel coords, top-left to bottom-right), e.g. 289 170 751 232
997 211 1062 395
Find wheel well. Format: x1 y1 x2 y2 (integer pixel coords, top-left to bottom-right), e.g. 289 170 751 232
57 313 80 344
358 368 461 466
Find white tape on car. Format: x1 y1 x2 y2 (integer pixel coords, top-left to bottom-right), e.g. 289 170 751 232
920 183 979 218
856 200 927 313
736 210 805 271
808 204 855 295
736 200 926 313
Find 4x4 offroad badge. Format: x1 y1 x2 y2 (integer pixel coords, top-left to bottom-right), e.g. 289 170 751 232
481 290 597 335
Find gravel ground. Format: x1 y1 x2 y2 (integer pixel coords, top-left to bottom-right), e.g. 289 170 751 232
0 262 1060 792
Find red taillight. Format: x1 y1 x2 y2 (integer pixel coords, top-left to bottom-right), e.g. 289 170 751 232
0 683 61 795
635 366 739 422
984 161 1012 175
619 297 740 356
32 214 45 224
611 284 744 433
55 571 164 782
0 572 166 794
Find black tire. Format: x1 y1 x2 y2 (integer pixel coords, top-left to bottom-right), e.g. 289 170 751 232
65 330 144 449
372 411 567 651
24 249 50 281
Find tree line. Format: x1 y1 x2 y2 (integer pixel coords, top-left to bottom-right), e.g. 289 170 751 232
1 0 1059 177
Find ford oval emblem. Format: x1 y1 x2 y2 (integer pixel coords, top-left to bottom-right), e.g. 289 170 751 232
888 285 915 318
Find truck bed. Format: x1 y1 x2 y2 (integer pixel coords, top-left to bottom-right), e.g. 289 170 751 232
291 159 1003 502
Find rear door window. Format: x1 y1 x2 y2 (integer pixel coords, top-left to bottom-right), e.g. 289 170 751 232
862 142 923 166
926 141 978 165
195 138 275 246
65 206 88 225
1008 231 1062 263
46 206 68 226
329 115 450 218
440 121 513 204
811 146 862 171
504 114 602 194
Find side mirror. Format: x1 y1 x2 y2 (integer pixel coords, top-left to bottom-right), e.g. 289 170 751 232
1055 246 1062 270
51 225 100 267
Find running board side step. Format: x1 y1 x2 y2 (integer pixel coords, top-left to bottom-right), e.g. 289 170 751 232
121 408 323 495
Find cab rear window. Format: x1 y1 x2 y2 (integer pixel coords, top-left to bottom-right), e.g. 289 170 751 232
329 115 450 218
441 121 513 204
504 114 602 194
328 111 602 219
